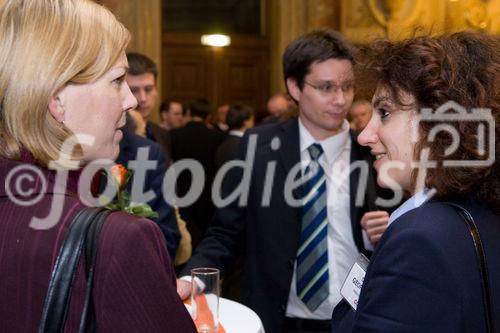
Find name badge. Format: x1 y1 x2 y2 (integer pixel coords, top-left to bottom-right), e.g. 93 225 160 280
340 253 369 310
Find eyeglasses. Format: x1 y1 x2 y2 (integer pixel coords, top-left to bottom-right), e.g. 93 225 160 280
304 81 354 96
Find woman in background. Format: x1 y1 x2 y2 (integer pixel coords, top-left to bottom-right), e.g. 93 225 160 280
332 32 500 332
0 0 195 331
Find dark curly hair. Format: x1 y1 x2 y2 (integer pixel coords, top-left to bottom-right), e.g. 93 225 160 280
361 32 500 212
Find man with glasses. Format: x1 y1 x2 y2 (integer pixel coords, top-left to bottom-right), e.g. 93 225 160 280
178 30 396 333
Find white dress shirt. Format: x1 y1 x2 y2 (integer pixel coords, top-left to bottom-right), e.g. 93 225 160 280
286 119 361 319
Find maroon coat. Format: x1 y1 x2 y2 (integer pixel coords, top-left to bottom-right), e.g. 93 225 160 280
0 153 196 332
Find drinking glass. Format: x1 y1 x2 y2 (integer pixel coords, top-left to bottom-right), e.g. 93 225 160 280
191 268 220 333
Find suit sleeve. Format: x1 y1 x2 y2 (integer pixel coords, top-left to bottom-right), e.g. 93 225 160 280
181 133 249 277
333 222 463 332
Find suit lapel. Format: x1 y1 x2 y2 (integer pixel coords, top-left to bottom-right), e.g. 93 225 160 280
277 119 303 244
349 130 373 253
349 131 360 226
277 119 301 179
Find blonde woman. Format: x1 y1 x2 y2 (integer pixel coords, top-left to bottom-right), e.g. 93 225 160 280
0 0 195 331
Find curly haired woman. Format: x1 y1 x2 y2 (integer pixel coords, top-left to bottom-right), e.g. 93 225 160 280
332 32 500 332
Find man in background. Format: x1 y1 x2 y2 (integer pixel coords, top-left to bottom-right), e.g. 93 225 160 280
159 99 184 131
214 103 254 170
349 99 372 132
210 103 230 133
170 99 225 247
126 52 172 157
260 92 290 125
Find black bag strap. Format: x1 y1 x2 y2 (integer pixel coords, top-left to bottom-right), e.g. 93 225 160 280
39 207 111 333
448 203 494 333
79 208 110 332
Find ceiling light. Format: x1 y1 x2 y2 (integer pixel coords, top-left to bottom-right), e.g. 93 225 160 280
201 34 231 47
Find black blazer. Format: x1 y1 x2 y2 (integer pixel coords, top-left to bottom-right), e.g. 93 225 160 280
182 119 391 333
170 121 225 245
146 121 172 159
214 134 241 170
332 197 500 332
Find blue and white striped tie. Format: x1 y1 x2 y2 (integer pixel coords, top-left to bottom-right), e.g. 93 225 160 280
296 143 329 311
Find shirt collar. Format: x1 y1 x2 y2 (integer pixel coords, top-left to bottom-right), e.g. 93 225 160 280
388 188 436 226
298 118 350 165
229 130 244 137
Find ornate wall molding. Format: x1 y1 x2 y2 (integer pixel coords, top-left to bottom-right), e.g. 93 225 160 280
267 0 340 93
447 0 500 33
342 0 448 43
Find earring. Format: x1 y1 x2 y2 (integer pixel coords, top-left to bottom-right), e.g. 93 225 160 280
57 97 66 124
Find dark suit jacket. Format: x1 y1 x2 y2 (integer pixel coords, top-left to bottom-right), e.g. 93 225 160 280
214 133 245 300
146 120 172 160
259 114 280 125
117 129 180 259
170 121 225 246
331 197 500 333
182 119 389 332
0 153 195 332
214 134 241 170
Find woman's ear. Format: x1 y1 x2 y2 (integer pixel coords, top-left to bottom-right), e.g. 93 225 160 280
286 78 301 103
48 95 65 123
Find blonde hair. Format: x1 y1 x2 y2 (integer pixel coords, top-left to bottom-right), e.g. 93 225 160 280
0 0 130 165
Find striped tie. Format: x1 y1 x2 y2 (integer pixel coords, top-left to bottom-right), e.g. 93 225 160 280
296 143 329 311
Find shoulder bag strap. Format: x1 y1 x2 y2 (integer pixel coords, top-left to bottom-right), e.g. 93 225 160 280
448 203 494 333
39 207 109 333
80 208 111 332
